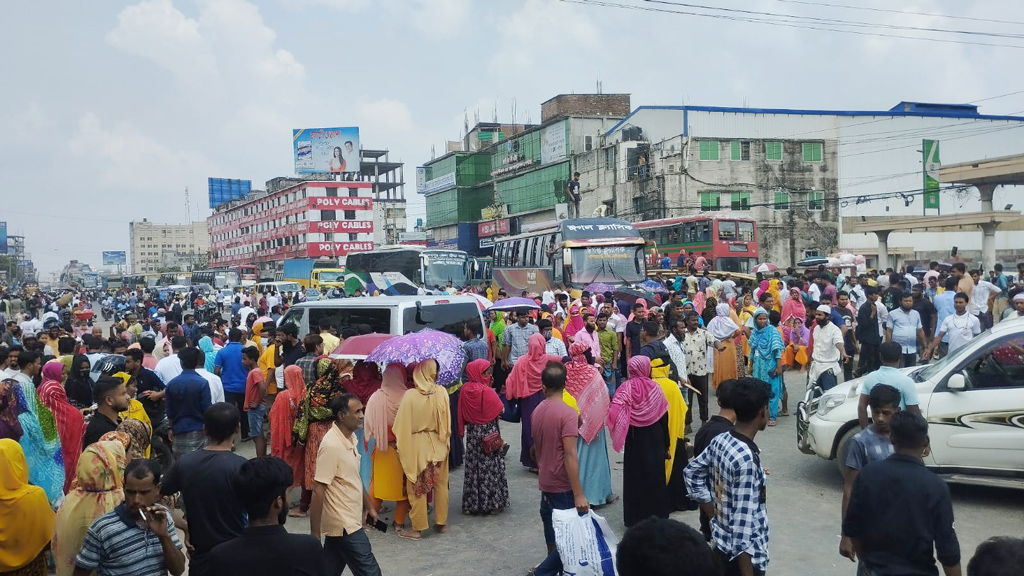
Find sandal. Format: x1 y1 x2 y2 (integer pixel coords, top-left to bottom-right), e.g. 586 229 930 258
779 409 790 417
392 522 404 532
435 524 448 534
768 419 777 427
397 529 421 541
605 494 620 505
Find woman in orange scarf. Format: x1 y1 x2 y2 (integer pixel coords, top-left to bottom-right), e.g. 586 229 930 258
0 439 55 576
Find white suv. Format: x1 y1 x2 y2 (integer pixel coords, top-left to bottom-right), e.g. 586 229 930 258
797 317 1024 489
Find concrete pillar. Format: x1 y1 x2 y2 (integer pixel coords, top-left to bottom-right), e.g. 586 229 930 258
980 222 998 272
875 230 892 271
977 183 996 213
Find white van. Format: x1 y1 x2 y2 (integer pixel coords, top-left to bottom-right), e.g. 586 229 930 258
277 295 485 337
255 281 302 295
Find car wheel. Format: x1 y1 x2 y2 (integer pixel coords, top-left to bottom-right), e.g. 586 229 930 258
835 425 859 476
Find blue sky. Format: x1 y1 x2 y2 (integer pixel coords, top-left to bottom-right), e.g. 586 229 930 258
2 0 1023 275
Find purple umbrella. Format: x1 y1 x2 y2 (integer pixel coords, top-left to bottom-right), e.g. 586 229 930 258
488 297 541 312
364 328 465 386
584 282 617 295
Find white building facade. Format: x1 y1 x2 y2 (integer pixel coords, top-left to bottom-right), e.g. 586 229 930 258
129 220 209 274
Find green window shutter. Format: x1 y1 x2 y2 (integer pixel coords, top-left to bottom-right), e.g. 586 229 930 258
699 140 719 161
700 191 720 211
731 192 751 211
731 141 741 161
808 191 824 210
803 142 822 162
774 191 790 210
765 142 782 161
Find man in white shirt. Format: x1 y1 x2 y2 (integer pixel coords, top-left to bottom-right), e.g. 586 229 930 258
195 354 226 404
19 316 41 338
808 305 849 390
970 269 1000 330
925 292 982 359
155 336 187 384
237 304 257 329
266 292 280 311
903 265 919 288
721 274 738 301
807 279 822 304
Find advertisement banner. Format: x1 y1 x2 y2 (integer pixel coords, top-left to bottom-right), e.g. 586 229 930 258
0 222 6 254
307 241 375 257
478 218 511 238
308 220 374 233
208 178 252 209
922 139 941 213
293 127 360 174
308 196 373 210
540 121 567 165
102 251 127 265
418 172 457 195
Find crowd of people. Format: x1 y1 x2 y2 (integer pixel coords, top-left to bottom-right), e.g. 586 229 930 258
1 259 1024 576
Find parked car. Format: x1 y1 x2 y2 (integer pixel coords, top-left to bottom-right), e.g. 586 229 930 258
277 295 485 339
797 317 1024 489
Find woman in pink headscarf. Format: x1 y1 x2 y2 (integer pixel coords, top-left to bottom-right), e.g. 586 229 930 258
565 341 615 506
607 355 670 527
780 287 807 325
561 305 585 345
37 360 85 494
364 363 412 529
506 333 561 471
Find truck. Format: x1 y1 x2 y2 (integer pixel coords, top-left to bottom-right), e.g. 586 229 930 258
282 259 346 291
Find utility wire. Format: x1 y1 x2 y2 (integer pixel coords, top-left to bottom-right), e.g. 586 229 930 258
773 0 1024 27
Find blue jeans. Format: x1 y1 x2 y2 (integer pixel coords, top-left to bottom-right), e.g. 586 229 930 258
537 491 576 575
324 529 381 576
603 366 617 397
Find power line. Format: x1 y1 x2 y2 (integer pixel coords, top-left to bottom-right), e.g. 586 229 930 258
969 89 1024 104
773 0 1024 27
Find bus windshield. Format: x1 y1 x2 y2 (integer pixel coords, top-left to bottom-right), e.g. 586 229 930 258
423 252 469 289
318 271 345 283
570 245 646 285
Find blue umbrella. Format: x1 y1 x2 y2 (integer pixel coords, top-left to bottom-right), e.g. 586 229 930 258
488 297 541 312
637 279 669 294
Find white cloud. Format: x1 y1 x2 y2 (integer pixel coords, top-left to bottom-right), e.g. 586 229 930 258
283 0 371 12
492 0 600 71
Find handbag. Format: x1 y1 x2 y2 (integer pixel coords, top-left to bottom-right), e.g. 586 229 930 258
499 395 521 423
482 431 505 454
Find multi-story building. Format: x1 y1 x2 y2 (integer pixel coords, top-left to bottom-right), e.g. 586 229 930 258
129 220 209 274
421 94 629 255
578 101 1024 268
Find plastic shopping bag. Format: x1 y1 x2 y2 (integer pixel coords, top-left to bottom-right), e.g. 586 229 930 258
551 509 619 576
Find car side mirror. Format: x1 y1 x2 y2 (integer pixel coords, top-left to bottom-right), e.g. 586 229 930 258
947 373 966 391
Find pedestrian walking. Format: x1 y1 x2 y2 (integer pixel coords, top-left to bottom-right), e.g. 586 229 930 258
164 347 213 456
457 359 511 515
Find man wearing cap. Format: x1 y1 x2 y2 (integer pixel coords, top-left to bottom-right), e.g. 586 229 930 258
1001 291 1024 321
808 305 849 391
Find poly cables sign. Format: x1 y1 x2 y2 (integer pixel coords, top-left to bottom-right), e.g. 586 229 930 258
308 196 373 210
307 242 374 257
309 220 374 233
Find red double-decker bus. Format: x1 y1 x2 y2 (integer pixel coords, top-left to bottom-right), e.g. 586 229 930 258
634 212 758 273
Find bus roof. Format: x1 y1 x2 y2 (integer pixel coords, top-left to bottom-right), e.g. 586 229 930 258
498 218 644 245
633 212 756 228
351 245 467 255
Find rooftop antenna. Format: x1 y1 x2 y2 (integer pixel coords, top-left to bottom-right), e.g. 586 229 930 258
431 144 436 160
596 76 602 94
493 96 498 123
511 98 517 124
184 186 192 224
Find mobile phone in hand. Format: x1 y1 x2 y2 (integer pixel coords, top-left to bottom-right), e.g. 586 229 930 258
366 515 388 533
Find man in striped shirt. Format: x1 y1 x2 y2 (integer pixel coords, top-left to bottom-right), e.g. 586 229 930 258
74 459 186 576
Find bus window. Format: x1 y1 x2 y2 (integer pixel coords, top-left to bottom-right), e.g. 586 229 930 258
512 240 522 267
719 221 737 241
738 221 755 242
699 222 711 241
526 237 536 267
669 227 680 244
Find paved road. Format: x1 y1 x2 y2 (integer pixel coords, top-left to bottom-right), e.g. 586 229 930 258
225 370 1018 575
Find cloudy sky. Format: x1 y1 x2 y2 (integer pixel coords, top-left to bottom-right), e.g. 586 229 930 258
3 0 1023 276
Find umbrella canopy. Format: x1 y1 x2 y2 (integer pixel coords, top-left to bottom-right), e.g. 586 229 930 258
637 279 669 294
254 316 274 328
463 292 492 311
751 263 780 274
330 333 397 360
613 287 658 305
364 328 465 386
583 282 617 295
488 297 541 312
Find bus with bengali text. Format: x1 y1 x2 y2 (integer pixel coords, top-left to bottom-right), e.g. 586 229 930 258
492 218 647 294
634 212 759 274
343 246 473 295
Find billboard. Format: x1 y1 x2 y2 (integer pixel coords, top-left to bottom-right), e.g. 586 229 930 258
923 139 941 214
540 121 567 165
0 222 6 254
208 178 252 209
293 127 360 174
308 220 374 233
102 251 127 266
306 241 374 257
308 196 373 210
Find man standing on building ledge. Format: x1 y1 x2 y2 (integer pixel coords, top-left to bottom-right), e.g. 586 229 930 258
566 172 581 218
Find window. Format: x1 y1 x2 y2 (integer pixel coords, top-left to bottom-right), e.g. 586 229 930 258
698 140 719 161
765 141 782 161
737 221 754 242
718 221 737 241
699 191 721 211
585 136 593 151
731 141 750 161
802 142 823 162
605 146 616 169
774 191 790 210
730 192 751 211
808 191 824 211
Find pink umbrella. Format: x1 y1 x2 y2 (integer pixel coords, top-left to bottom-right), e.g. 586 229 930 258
464 292 492 311
751 263 779 274
330 333 398 360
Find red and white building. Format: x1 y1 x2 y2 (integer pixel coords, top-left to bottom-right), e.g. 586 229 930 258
208 181 376 269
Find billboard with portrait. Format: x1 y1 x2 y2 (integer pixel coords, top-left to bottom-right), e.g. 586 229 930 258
102 251 127 265
293 127 360 175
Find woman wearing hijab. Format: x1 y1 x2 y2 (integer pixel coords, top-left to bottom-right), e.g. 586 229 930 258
63 355 93 410
115 418 151 460
12 372 64 505
749 308 786 426
708 303 742 390
782 315 811 373
393 360 452 541
0 381 22 441
681 301 705 327
364 364 412 529
198 336 217 372
51 440 126 576
348 361 384 487
505 333 561 471
647 347 692 511
293 357 348 517
561 305 585 345
270 365 306 507
457 359 510 516
607 356 670 527
0 439 55 576
564 342 614 507
36 361 85 494
780 287 806 325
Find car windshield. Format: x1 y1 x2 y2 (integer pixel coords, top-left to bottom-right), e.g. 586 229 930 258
423 252 469 289
916 339 977 381
318 271 344 283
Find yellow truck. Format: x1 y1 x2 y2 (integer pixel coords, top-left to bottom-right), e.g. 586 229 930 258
282 259 346 290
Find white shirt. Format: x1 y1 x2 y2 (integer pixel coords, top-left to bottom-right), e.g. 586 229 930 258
662 333 690 383
971 280 1000 314
545 337 568 357
875 301 888 338
19 318 41 337
940 312 982 354
3 367 19 379
811 322 844 365
154 354 183 384
267 295 279 310
237 306 257 327
808 284 821 303
196 368 226 403
722 280 737 300
904 273 918 287
605 312 627 334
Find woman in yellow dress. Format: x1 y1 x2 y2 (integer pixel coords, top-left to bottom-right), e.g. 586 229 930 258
364 364 412 530
115 372 152 457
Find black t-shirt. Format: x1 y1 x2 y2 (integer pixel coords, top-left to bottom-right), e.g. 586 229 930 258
694 415 734 457
209 525 327 576
282 340 305 367
567 180 580 201
161 449 248 558
881 287 903 312
625 320 644 358
134 367 166 423
82 412 121 451
836 307 856 352
913 297 937 336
